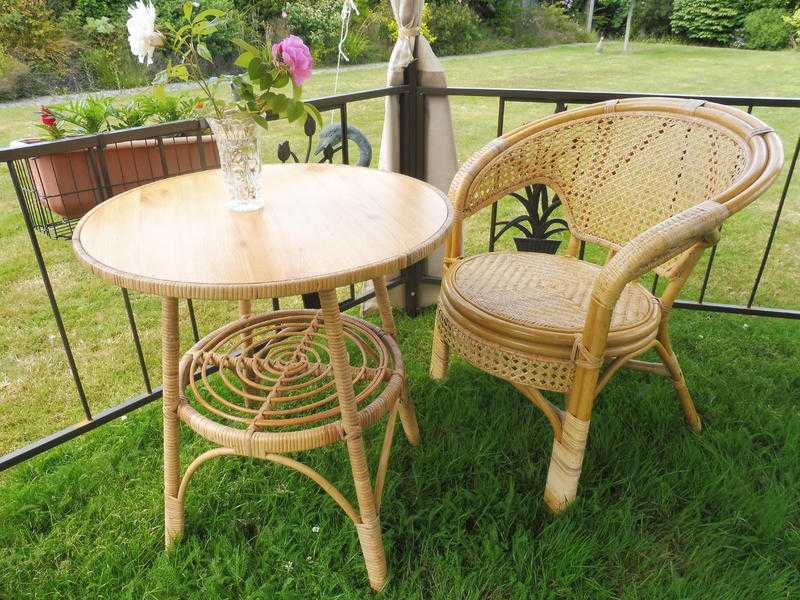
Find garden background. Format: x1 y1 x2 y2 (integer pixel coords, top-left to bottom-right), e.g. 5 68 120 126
2 0 800 101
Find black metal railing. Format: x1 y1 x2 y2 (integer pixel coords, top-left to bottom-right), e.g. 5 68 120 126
423 86 800 320
3 78 798 469
0 82 419 469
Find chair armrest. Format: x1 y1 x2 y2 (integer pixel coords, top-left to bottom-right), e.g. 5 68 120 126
591 200 730 311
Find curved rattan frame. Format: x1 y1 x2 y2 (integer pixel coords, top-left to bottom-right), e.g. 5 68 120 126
431 97 783 512
163 278 420 592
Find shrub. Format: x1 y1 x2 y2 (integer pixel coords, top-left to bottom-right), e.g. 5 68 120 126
0 0 63 65
783 7 800 44
0 49 30 100
428 0 482 55
379 2 437 46
671 0 746 46
155 0 253 68
633 0 674 37
743 7 792 49
285 0 342 63
524 4 593 47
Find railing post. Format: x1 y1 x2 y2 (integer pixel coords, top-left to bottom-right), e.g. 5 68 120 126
399 36 424 316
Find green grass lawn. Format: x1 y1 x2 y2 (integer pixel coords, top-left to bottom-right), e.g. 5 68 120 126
1 42 799 598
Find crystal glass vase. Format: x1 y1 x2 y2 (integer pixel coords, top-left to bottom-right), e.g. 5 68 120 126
207 114 264 212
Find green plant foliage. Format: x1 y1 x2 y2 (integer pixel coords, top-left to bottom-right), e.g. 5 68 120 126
284 0 343 63
633 0 674 37
50 96 115 134
427 0 482 55
743 7 793 49
136 90 197 122
508 3 593 48
786 8 800 43
0 48 30 100
0 0 64 65
670 0 747 46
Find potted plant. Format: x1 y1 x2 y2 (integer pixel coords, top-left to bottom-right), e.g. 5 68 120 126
19 93 219 220
131 0 321 212
505 184 569 254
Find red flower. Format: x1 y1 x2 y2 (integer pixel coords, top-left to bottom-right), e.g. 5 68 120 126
40 107 56 127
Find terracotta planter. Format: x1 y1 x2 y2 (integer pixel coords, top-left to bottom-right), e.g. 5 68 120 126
20 136 219 220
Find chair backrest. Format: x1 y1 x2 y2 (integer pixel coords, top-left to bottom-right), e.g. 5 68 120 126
448 98 783 268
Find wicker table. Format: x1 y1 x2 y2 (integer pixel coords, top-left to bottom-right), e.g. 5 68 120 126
72 163 452 590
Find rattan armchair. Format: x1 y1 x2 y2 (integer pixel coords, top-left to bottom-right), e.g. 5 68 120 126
430 97 783 512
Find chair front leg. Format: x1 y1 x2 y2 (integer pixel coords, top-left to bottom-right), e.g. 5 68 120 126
544 386 593 513
545 307 606 513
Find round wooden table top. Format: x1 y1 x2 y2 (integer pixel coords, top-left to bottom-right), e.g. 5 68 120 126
73 163 453 300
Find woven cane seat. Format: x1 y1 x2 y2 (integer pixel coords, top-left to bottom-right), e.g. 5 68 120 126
178 310 404 456
437 252 660 392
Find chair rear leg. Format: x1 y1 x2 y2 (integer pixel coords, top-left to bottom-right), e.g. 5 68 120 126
429 312 450 380
655 333 702 433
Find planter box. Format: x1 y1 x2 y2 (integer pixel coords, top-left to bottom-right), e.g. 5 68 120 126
514 236 561 254
21 136 219 220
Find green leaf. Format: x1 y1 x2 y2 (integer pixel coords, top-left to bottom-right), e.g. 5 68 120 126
234 51 254 69
247 58 269 82
252 114 270 130
303 103 323 126
183 1 192 21
192 22 217 36
287 100 305 123
233 38 260 55
170 64 190 82
271 94 289 114
193 8 224 23
196 42 213 63
272 72 290 89
152 70 169 85
255 71 274 90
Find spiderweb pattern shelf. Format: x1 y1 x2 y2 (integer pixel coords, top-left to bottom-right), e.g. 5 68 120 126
178 310 405 455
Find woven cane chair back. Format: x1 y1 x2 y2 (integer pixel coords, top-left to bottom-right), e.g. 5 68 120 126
449 98 782 276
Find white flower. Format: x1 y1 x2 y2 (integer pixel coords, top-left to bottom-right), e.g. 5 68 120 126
127 1 163 65
311 525 320 533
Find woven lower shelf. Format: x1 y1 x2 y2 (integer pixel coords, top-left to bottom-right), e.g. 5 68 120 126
177 309 405 456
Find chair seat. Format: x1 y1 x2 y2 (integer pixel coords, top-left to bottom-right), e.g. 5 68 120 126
437 252 660 392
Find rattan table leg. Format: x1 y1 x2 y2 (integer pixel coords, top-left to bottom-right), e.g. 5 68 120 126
162 297 184 545
372 276 420 447
319 289 388 592
237 299 257 408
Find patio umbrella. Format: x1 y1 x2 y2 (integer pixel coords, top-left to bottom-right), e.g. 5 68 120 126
378 0 458 310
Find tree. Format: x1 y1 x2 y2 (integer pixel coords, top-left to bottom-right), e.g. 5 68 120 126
586 0 596 31
623 0 635 50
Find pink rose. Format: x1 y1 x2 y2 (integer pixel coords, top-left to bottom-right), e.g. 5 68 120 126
272 35 313 86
